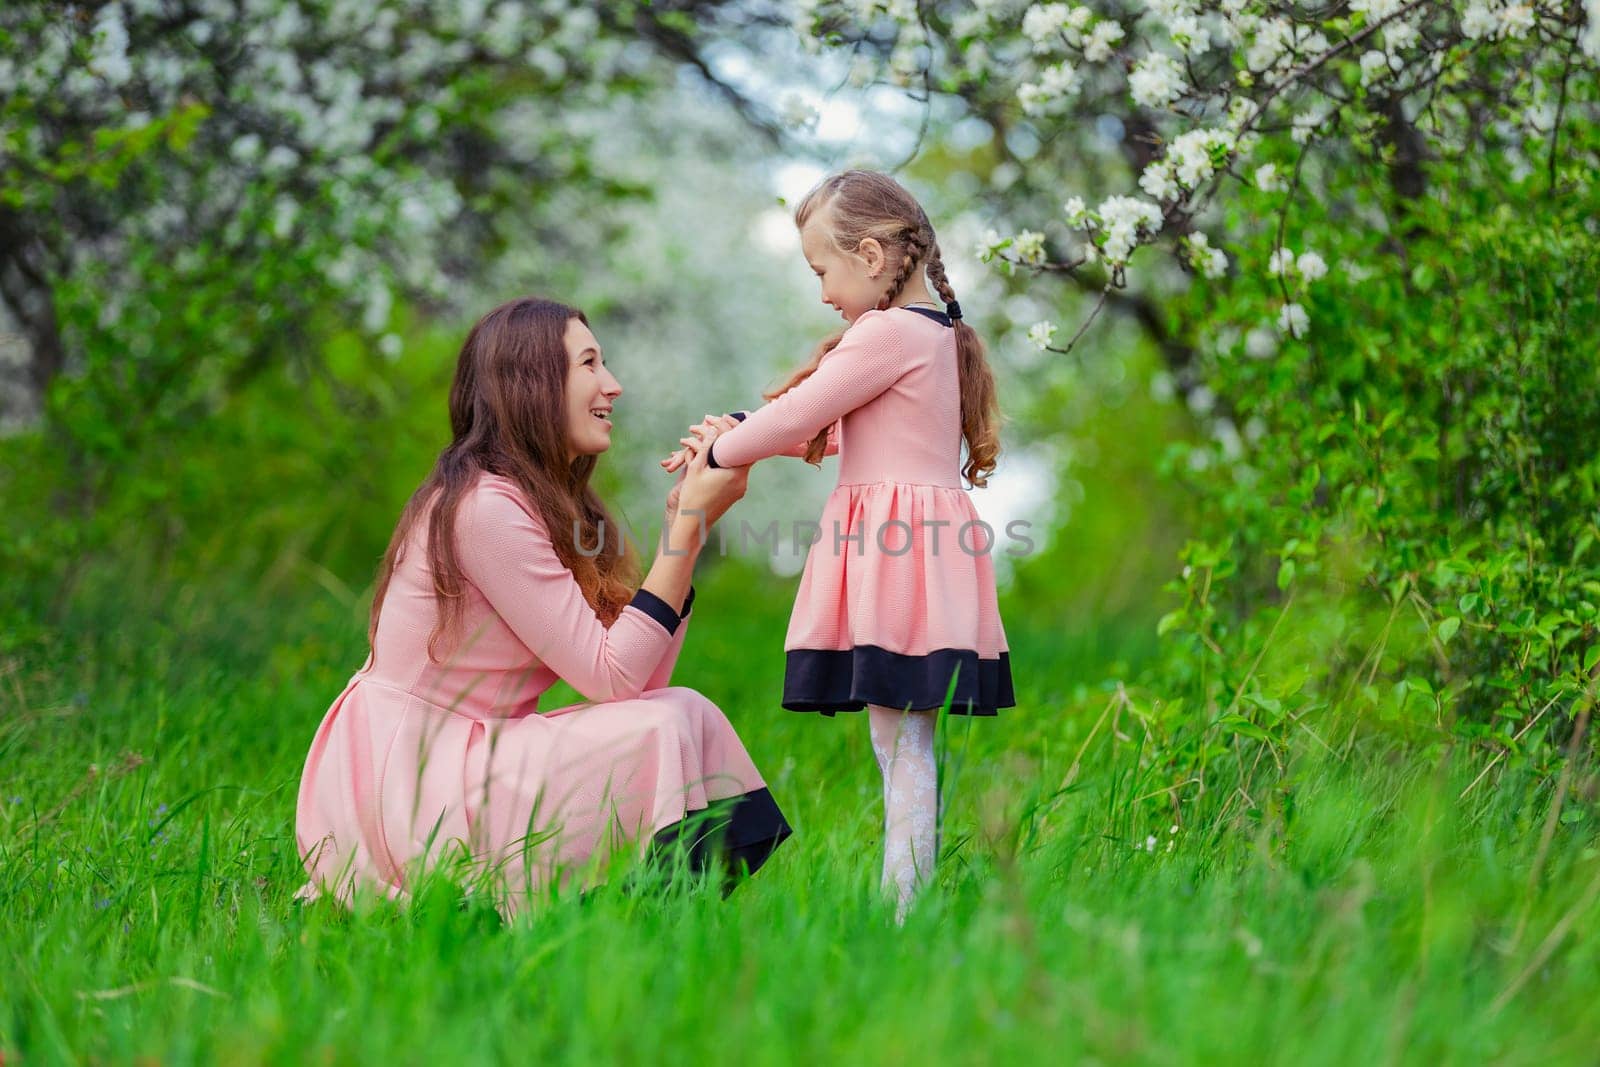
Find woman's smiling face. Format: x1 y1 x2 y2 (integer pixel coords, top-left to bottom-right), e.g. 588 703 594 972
564 317 622 459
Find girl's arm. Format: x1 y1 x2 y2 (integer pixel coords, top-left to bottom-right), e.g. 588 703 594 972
728 412 840 459
709 311 906 469
457 480 694 703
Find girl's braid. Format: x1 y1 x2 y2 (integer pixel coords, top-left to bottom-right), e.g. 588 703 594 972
876 222 932 310
925 239 958 307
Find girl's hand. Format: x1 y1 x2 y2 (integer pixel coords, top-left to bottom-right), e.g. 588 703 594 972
660 413 742 473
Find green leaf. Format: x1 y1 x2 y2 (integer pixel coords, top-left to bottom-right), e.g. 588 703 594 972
1437 617 1461 643
1277 558 1296 591
1217 715 1270 741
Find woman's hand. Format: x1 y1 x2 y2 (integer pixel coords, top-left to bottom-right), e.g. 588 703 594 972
672 421 749 532
662 465 687 530
660 413 742 474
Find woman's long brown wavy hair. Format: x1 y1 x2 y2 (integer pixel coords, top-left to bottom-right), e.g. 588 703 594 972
368 297 638 661
772 170 1002 486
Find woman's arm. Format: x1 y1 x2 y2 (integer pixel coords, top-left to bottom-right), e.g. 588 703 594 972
709 311 906 469
458 481 701 703
642 586 695 690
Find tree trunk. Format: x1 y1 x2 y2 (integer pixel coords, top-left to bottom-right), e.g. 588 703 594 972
0 209 64 433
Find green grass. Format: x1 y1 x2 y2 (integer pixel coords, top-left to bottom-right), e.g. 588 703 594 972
3 559 1599 1064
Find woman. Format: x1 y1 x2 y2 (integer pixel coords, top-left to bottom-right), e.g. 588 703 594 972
295 297 789 917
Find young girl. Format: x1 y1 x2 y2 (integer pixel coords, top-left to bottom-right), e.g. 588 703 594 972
665 170 1014 919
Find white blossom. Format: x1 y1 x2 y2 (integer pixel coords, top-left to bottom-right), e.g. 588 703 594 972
1063 196 1089 226
1295 250 1328 282
1384 19 1420 50
1582 0 1600 60
1246 17 1294 71
1168 13 1211 56
1022 4 1072 50
778 92 818 128
1020 62 1081 115
1268 247 1296 276
1027 320 1058 350
1255 163 1285 192
1167 127 1233 189
1186 232 1229 278
976 228 1009 263
90 4 134 86
1083 20 1126 62
1012 229 1048 265
1498 3 1536 38
1462 2 1498 39
1278 302 1310 337
1130 51 1186 108
1360 50 1393 85
1139 161 1178 201
1350 0 1405 20
1244 325 1278 359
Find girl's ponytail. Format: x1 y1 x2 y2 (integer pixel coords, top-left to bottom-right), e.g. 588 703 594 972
926 242 1001 487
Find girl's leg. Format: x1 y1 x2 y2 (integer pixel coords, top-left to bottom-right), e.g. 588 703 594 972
867 705 939 922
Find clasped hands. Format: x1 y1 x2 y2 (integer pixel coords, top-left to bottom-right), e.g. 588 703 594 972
658 412 748 535
659 413 743 475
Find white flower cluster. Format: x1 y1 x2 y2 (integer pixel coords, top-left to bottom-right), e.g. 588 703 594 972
1269 246 1329 283
1027 320 1058 351
1091 194 1164 264
1460 0 1540 40
797 0 1594 326
1018 62 1082 116
1022 3 1096 52
1184 232 1229 279
1129 50 1187 109
3 0 627 344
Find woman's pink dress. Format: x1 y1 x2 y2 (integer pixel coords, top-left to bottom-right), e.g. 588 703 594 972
710 306 1014 717
295 473 789 915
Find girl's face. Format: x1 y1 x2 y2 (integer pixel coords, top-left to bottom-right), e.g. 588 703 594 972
800 211 887 323
564 317 622 459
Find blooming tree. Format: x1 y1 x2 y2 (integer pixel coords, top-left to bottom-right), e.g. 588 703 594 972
791 0 1599 352
0 0 765 435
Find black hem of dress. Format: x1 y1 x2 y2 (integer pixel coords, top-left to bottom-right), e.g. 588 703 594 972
782 647 1013 717
648 787 793 881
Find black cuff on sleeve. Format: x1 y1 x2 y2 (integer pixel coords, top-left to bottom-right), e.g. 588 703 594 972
629 588 683 636
680 585 696 618
708 412 745 469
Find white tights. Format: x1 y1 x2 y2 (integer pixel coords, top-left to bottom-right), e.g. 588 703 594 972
867 705 939 922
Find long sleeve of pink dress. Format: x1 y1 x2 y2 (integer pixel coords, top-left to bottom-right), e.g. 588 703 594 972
294 473 789 917
455 478 691 704
711 310 907 470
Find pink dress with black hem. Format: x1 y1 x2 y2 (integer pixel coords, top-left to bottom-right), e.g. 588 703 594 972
710 306 1014 717
294 473 790 917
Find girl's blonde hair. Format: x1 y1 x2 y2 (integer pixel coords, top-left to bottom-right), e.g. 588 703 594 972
769 170 1001 487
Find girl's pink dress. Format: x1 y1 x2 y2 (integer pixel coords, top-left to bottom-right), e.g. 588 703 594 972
710 306 1014 717
295 473 790 915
